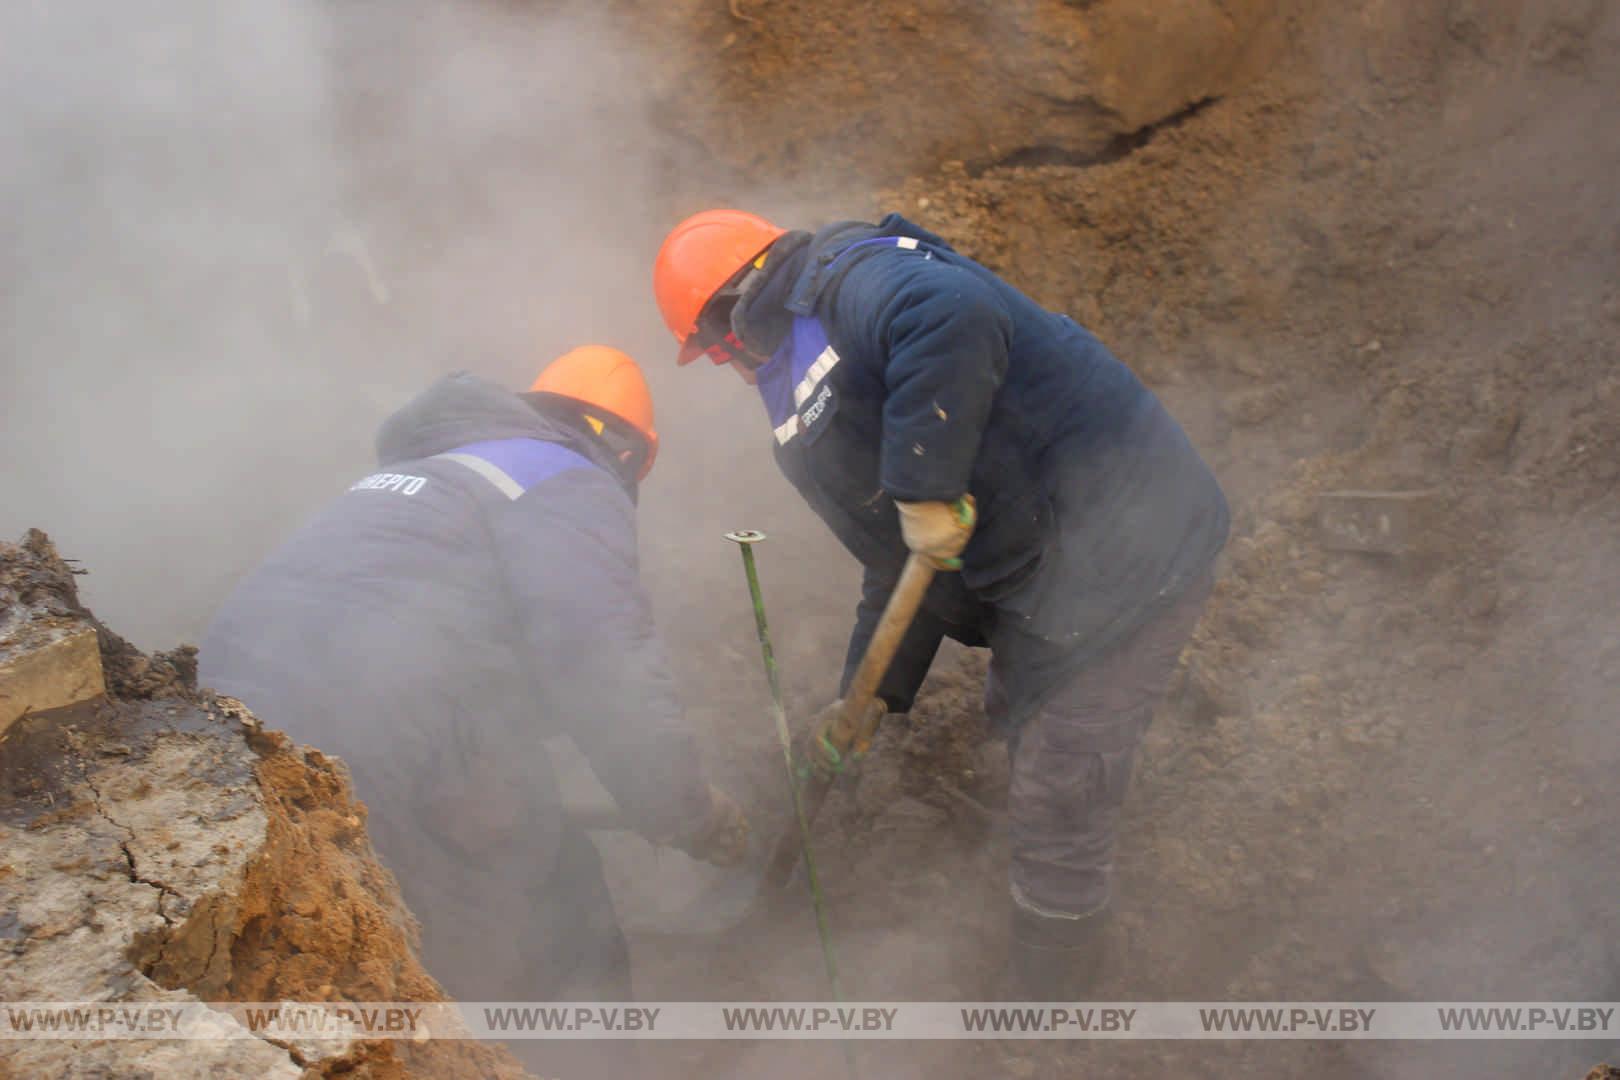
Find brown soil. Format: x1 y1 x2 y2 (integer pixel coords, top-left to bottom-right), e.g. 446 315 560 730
631 1 1620 1078
223 725 528 1079
9 0 1616 1076
0 533 529 1080
624 0 1304 191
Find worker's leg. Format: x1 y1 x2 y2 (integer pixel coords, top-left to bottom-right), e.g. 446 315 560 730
998 574 1213 991
518 822 631 1001
504 824 638 1078
362 741 574 1001
382 793 632 1073
361 740 627 992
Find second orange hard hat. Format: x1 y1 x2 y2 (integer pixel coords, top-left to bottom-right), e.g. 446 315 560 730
529 345 659 481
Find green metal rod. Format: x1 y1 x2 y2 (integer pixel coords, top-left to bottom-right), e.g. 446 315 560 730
727 532 843 1002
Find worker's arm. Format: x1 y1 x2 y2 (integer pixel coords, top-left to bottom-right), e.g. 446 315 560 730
838 255 1012 503
488 467 718 851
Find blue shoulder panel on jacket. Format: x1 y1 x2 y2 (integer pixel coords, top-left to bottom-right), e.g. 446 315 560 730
755 317 833 429
755 236 932 440
437 438 597 500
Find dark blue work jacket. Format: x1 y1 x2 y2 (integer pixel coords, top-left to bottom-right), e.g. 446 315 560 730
200 374 710 874
739 215 1229 725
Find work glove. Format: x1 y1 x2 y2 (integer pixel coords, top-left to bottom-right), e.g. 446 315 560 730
895 495 977 571
678 784 751 867
794 698 888 782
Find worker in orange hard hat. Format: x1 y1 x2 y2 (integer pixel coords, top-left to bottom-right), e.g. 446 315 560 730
655 209 1229 999
201 349 747 1071
529 343 660 485
654 209 787 368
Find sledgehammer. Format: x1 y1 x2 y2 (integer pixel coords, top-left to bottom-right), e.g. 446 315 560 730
763 551 938 889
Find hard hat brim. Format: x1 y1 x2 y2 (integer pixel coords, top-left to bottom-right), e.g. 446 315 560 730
676 337 709 366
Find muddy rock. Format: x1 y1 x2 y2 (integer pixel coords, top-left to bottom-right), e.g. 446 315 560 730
1317 490 1443 556
1177 656 1248 723
0 530 106 739
0 533 530 1080
1221 383 1293 427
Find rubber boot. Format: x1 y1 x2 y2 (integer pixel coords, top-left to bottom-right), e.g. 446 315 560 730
1007 898 1108 1000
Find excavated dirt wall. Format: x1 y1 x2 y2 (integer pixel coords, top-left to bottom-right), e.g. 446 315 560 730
631 1 1620 1078
625 0 1304 190
3 1 1616 1077
0 531 528 1080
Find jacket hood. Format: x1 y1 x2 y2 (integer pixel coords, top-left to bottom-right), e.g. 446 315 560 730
375 372 606 469
784 212 957 315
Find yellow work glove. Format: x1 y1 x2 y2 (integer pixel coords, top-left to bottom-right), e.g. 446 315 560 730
794 698 888 781
895 495 977 570
679 784 751 867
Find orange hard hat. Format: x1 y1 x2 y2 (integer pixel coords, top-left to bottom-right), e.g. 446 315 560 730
528 345 659 481
654 209 786 365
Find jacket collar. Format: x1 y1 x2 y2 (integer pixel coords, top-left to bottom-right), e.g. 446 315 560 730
731 231 810 358
784 213 956 315
375 372 619 481
734 214 960 356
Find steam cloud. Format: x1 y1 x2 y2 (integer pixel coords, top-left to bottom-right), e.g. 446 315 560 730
0 0 832 650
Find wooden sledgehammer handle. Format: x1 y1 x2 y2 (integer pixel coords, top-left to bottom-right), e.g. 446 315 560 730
825 553 937 755
765 552 937 888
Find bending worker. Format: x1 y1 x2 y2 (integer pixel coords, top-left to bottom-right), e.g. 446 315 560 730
201 348 748 1009
654 211 1229 996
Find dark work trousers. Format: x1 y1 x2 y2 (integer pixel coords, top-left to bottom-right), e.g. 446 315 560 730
360 745 631 1004
361 751 633 1075
989 573 1214 916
